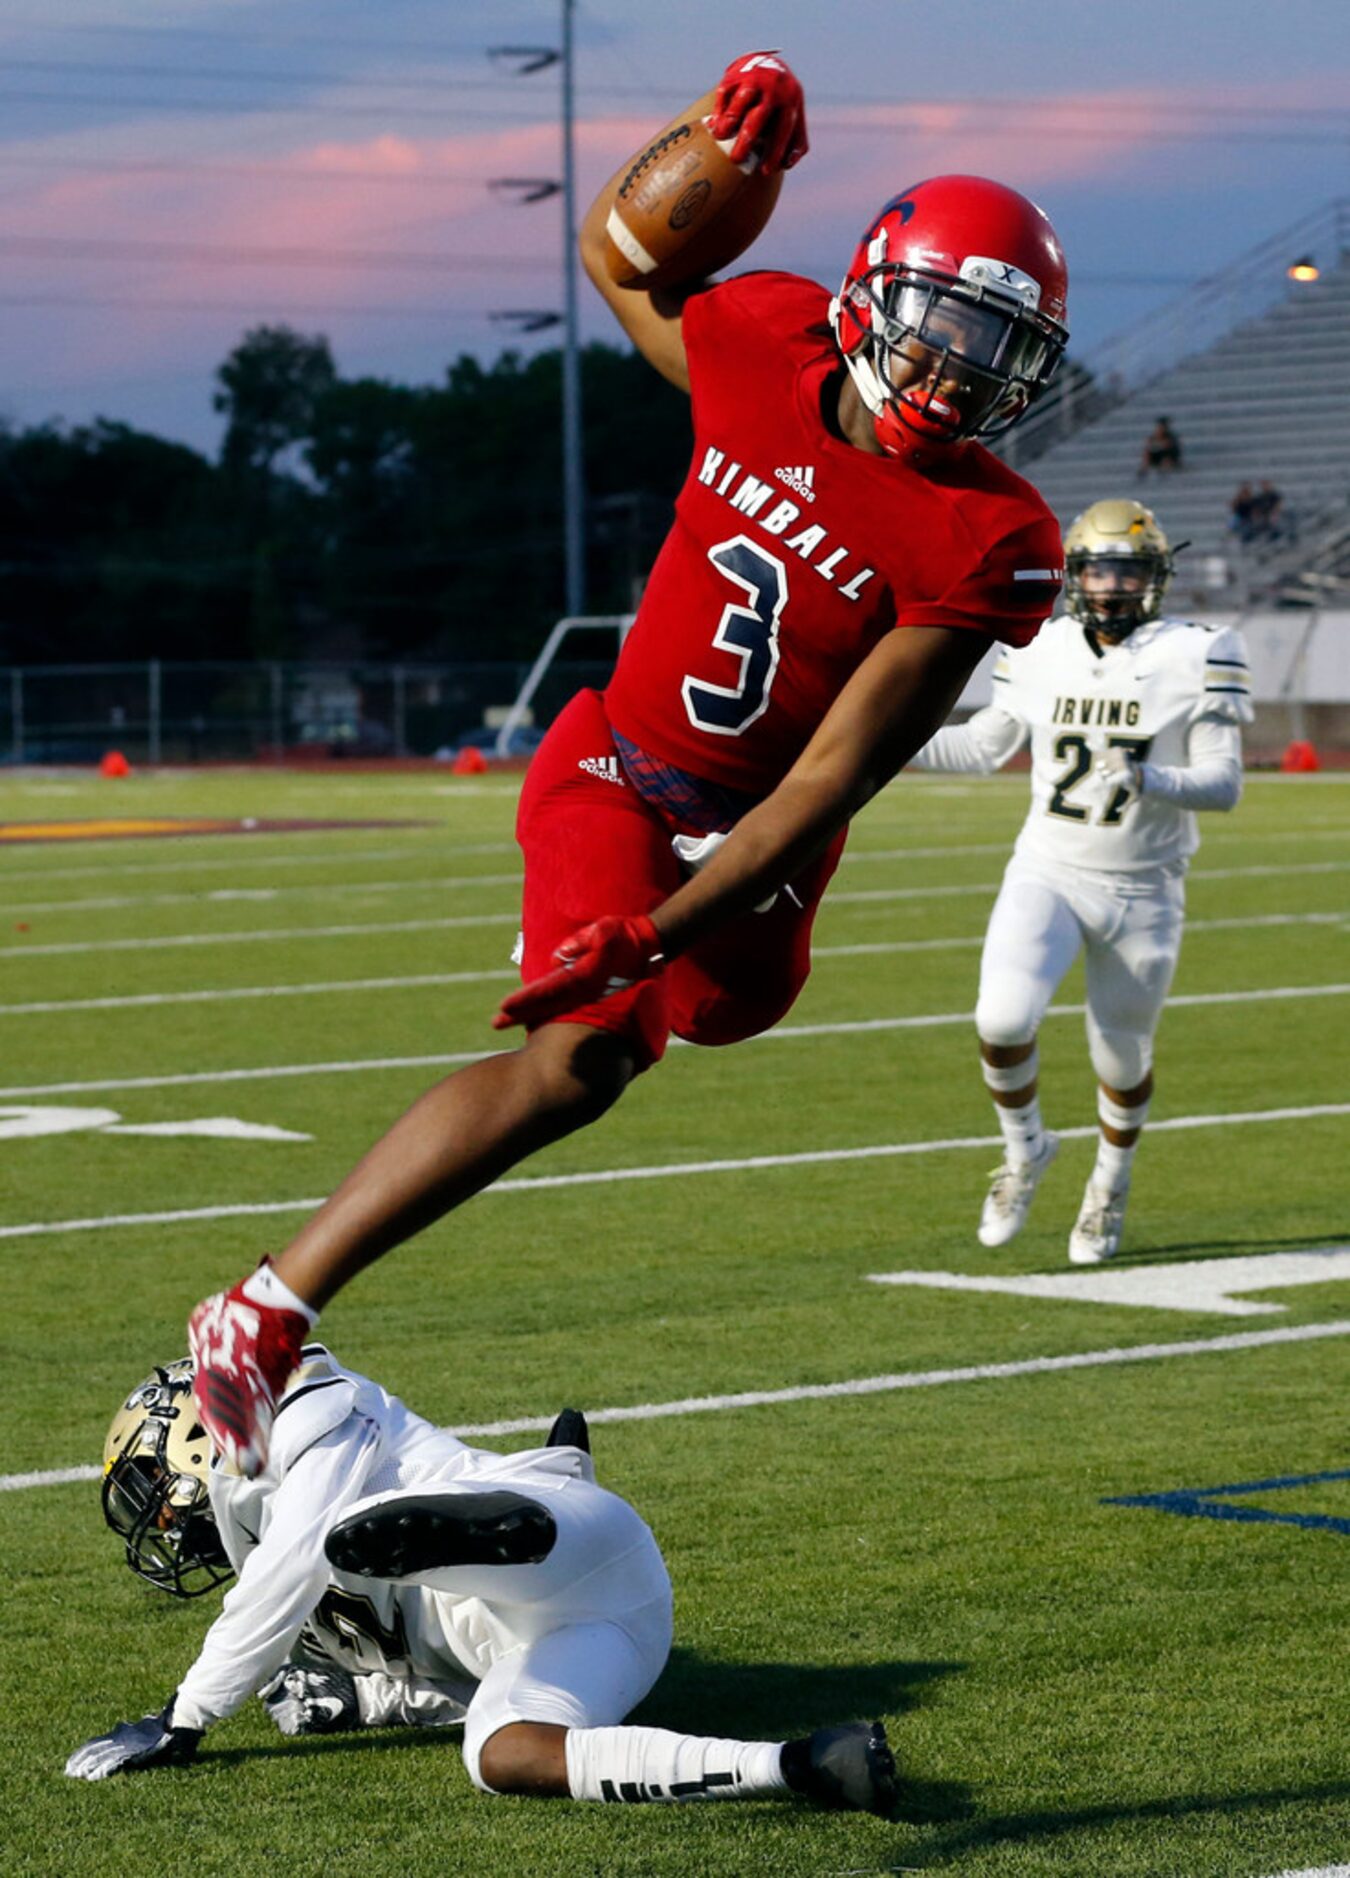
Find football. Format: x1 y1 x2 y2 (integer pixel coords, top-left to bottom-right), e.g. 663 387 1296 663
603 114 778 292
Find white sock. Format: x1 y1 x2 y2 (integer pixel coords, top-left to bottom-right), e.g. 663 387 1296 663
1092 1137 1137 1194
982 1051 1044 1167
242 1263 319 1326
564 1725 789 1804
1093 1087 1151 1193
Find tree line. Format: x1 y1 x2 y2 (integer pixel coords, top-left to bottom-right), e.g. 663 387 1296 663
0 325 693 666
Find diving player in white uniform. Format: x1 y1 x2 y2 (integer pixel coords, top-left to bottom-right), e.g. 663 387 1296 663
910 499 1252 1262
66 1350 896 1816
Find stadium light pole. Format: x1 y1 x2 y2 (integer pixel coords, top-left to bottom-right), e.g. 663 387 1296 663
489 9 587 617
559 0 586 616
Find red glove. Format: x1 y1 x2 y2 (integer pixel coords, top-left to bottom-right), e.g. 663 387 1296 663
493 914 666 1031
709 50 808 176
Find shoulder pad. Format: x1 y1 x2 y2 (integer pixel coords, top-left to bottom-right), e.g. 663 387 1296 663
270 1346 358 1474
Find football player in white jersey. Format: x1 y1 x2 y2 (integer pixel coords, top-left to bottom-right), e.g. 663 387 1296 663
910 499 1252 1262
66 1349 897 1816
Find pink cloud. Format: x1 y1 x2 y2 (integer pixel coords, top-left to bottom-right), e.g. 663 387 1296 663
1 72 1339 397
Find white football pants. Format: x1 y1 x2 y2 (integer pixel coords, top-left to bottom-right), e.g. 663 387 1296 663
974 853 1185 1089
337 1460 673 1792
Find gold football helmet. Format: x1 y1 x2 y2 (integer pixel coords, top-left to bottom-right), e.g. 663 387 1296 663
1063 498 1174 640
102 1358 234 1598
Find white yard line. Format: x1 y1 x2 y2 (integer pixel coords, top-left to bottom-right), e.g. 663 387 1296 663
0 824 1341 890
0 913 517 960
3 857 1343 922
7 1317 1349 1490
2 870 523 918
0 840 502 886
2 915 1341 1016
2 892 1346 967
0 970 518 1015
1 1102 1345 1242
1192 860 1350 883
817 910 1347 962
1262 1869 1350 1877
2 981 1346 1096
825 859 1348 910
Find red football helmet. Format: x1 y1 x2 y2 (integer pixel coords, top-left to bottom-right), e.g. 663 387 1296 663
829 175 1069 453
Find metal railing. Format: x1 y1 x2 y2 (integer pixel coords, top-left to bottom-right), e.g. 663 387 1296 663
998 198 1350 470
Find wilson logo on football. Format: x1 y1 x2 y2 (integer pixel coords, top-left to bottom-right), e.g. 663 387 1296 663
773 464 816 502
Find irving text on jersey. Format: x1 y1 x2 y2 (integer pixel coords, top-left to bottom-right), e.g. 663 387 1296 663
1051 695 1143 728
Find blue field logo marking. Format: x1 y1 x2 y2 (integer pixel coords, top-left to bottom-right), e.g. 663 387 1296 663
1105 1468 1350 1535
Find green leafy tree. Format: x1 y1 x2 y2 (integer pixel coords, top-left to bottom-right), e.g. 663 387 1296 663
214 325 337 483
0 332 695 670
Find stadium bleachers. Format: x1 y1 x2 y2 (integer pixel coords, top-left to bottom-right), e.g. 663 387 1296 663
996 207 1350 610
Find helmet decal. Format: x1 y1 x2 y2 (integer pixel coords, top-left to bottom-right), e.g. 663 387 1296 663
829 174 1069 453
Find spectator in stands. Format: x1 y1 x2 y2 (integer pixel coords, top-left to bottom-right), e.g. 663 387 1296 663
1250 481 1287 542
1228 482 1259 544
1138 416 1182 476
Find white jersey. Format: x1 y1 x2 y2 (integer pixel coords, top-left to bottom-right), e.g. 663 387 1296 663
914 614 1252 873
173 1348 601 1732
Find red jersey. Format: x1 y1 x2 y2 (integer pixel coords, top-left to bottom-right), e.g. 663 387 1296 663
603 271 1063 796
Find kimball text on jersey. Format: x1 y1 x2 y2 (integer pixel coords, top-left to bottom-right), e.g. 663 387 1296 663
697 447 876 601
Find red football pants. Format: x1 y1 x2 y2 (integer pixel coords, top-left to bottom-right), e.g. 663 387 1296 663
515 689 846 1070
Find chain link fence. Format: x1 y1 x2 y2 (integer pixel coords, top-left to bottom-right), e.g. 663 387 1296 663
0 658 619 765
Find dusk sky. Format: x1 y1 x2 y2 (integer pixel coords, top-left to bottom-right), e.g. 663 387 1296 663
2 0 1346 455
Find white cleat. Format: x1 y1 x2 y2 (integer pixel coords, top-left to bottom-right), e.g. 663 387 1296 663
977 1133 1059 1248
1069 1182 1129 1264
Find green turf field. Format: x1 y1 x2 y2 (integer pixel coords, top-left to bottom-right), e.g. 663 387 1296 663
2 761 1347 1877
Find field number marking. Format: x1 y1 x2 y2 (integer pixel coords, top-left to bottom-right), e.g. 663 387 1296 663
869 1247 1350 1317
0 1103 308 1143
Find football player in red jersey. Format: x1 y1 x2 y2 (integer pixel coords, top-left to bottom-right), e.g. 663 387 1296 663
188 50 1070 1478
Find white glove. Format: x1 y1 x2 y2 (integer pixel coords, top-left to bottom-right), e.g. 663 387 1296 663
260 1664 360 1736
65 1704 201 1780
671 830 787 913
1095 746 1142 796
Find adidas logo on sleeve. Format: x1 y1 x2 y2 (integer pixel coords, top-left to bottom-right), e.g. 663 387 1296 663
578 756 624 784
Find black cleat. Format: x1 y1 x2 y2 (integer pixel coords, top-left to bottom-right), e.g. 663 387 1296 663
546 1407 590 1454
781 1720 899 1818
324 1490 557 1579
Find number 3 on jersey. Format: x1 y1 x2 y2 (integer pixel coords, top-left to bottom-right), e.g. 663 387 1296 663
682 535 787 736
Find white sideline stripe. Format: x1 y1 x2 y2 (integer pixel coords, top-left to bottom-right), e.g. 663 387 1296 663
5 916 1341 1016
841 841 1011 862
7 1319 1350 1491
1193 860 1348 883
2 980 1345 1099
1 1103 1345 1242
0 914 516 960
0 970 518 1015
0 839 502 886
2 857 1344 936
3 870 523 918
3 1465 101 1489
825 859 1348 910
817 911 1347 962
1265 1867 1350 1877
10 863 1350 969
0 826 1340 890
